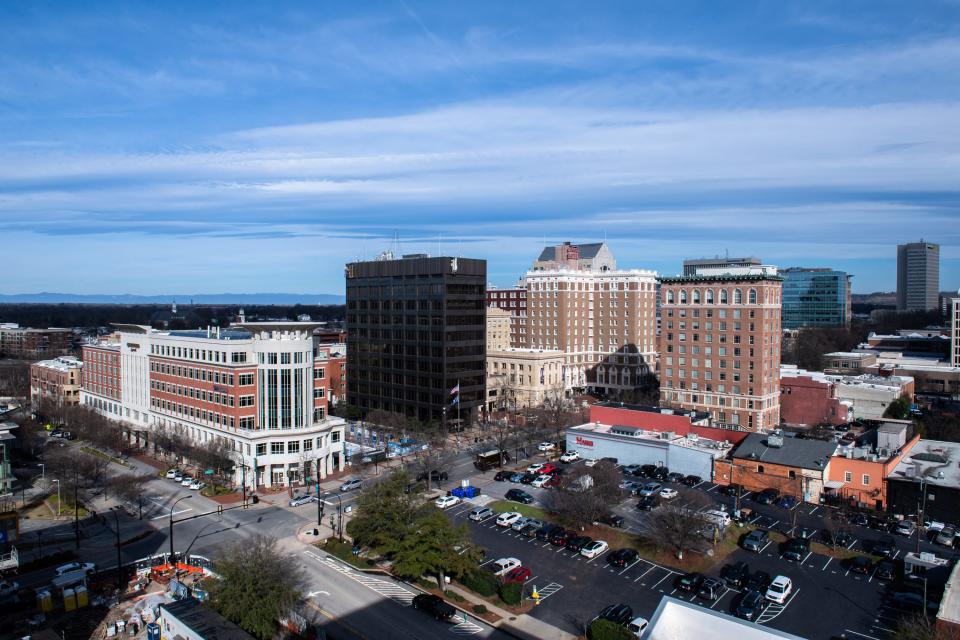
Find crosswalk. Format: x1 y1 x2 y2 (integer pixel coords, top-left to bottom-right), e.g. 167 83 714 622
451 618 485 635
532 582 564 601
305 551 415 606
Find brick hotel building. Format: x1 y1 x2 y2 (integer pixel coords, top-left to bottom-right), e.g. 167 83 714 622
80 322 346 489
658 269 783 432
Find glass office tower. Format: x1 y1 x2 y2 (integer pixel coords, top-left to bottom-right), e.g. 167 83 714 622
781 268 852 329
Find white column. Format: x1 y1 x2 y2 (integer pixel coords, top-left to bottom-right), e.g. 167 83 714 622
319 455 328 480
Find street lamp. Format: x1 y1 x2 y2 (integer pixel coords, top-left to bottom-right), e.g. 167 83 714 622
324 493 343 542
51 479 61 517
108 507 123 598
168 495 192 563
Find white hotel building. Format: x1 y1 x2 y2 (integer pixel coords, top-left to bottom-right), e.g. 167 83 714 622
81 322 346 489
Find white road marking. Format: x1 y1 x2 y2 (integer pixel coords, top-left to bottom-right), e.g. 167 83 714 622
801 551 813 564
809 506 820 516
651 572 672 589
844 630 881 640
822 557 833 571
759 541 772 554
151 507 193 520
619 559 640 575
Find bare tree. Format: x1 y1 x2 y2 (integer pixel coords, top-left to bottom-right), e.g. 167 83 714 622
541 385 578 447
542 460 623 530
107 473 154 518
893 612 960 640
409 441 458 491
639 489 715 560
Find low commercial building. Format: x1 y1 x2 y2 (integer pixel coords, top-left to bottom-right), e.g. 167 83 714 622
158 598 255 640
826 420 919 510
823 351 877 375
937 561 960 635
714 431 837 503
642 596 807 640
780 365 913 423
886 439 960 522
486 348 566 411
30 356 83 409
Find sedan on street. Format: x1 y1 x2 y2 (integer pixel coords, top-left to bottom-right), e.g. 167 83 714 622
289 494 318 507
412 594 457 621
340 479 362 492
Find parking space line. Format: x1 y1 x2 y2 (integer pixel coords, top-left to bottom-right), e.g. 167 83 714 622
651 572 671 589
705 483 719 492
809 506 820 515
844 631 882 640
710 588 734 609
759 540 772 554
823 557 832 571
619 559 639 575
801 551 812 564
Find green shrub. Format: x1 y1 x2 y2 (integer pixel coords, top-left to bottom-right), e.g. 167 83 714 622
446 590 465 602
588 618 634 640
472 604 488 615
498 582 522 606
460 570 498 597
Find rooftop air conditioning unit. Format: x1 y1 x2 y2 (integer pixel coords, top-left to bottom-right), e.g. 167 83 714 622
767 434 784 448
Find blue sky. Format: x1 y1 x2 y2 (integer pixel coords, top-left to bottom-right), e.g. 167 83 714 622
2 1 959 295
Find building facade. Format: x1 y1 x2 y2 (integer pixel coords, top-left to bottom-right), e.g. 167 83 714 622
313 343 346 408
81 323 347 489
0 326 73 359
345 254 486 425
826 421 918 510
658 272 783 432
683 256 761 276
532 241 616 272
486 306 512 352
897 241 940 311
30 356 83 409
951 298 959 367
779 369 849 426
780 267 852 329
486 348 565 411
486 286 528 348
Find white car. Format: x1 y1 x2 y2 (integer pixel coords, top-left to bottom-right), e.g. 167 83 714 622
189 480 205 491
0 580 18 596
435 495 461 509
627 617 649 638
491 557 521 576
765 575 793 604
659 488 678 500
537 442 556 452
55 562 96 576
560 451 580 463
165 469 178 479
583 458 599 467
181 477 193 487
289 494 318 507
531 474 552 488
580 540 609 559
527 463 545 474
496 511 523 527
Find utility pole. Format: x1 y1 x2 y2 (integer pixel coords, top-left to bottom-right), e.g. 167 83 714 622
917 476 927 555
110 509 122 599
74 467 79 550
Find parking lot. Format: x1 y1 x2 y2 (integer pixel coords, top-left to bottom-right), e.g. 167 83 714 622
447 458 960 639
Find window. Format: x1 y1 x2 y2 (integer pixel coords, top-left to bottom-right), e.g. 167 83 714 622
679 290 688 304
862 474 871 485
748 288 757 304
705 289 714 304
757 465 764 474
330 430 340 442
692 290 700 304
844 471 852 483
270 442 284 454
734 288 743 304
788 470 796 479
314 368 325 380
719 289 728 304
287 441 300 454
256 443 267 456
239 373 254 386
239 395 255 407
303 439 313 451
666 290 674 304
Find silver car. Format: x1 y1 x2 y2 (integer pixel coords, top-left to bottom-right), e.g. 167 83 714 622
936 526 957 547
289 494 318 507
340 479 362 492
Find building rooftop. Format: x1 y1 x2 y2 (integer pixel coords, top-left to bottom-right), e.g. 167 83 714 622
595 402 711 423
32 356 83 372
780 366 913 389
889 439 960 488
938 562 960 627
167 328 253 341
659 272 782 283
824 351 875 359
537 242 606 261
570 422 732 458
160 598 255 640
642 596 807 640
732 432 837 470
488 348 565 355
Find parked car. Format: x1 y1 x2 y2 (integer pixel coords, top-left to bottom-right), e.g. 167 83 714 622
505 488 534 504
519 519 544 535
550 530 573 546
659 487 678 500
626 617 650 638
469 506 495 522
435 495 462 509
55 562 96 576
871 537 897 559
165 469 178 479
870 516 897 532
537 442 556 452
776 495 799 510
895 520 917 537
559 451 580 463
595 603 634 626
755 488 780 505
875 560 897 581
508 472 526 483
639 465 658 478
675 572 705 593
289 494 318 507
636 496 659 511
503 566 533 584
698 577 725 601
734 589 767 621
566 536 593 553
595 513 625 528
0 581 19 597
581 540 609 559
173 472 185 483
765 575 793 604
340 479 362 492
416 470 449 483
509 516 532 532
782 538 810 562
666 472 686 483
496 512 523 527
490 557 522 576
622 464 641 476
742 529 770 553
527 463 546 474
620 480 642 493
722 483 746 498
607 548 639 568
536 524 562 541
494 470 513 482
181 477 193 487
746 571 772 593
721 561 751 589
638 482 662 497
886 591 939 616
412 593 457 621
519 473 538 485
189 480 205 491
848 512 870 527
847 555 873 575
531 475 552 488
936 526 957 547
583 458 599 467
651 467 670 480
682 475 703 487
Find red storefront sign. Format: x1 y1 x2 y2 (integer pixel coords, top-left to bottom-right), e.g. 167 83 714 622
575 436 594 447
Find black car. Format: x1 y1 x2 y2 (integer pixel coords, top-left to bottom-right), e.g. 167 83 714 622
651 467 670 480
566 535 593 553
871 537 897 559
550 530 573 546
847 555 873 575
698 577 725 601
782 537 810 562
667 472 686 483
607 548 639 568
848 512 870 527
596 603 633 626
721 561 750 588
505 488 534 504
886 591 940 616
682 474 703 487
636 495 659 511
734 590 766 622
412 594 457 621
869 516 896 532
746 570 772 593
755 488 780 505
519 473 538 485
494 471 512 482
536 524 562 541
639 464 657 478
722 483 746 498
822 530 854 547
742 529 769 552
416 470 449 482
596 513 624 528
875 560 897 581
675 572 705 593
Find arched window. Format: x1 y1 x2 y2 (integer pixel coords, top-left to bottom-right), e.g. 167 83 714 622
719 289 728 304
705 289 714 304
666 290 674 304
692 290 700 304
734 288 743 304
679 290 688 304
748 288 757 304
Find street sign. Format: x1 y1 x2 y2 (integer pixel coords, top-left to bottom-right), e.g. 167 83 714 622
203 469 214 475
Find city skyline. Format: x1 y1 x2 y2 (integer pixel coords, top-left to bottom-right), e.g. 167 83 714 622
2 1 959 294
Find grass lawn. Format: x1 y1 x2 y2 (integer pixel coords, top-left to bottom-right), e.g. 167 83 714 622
80 446 131 468
489 500 550 521
318 538 379 570
46 495 89 518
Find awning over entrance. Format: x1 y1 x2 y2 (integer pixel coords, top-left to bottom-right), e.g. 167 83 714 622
824 480 846 490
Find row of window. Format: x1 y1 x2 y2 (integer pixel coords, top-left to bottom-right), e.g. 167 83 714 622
150 361 245 386
151 397 240 428
150 380 243 407
256 430 341 456
255 351 312 365
151 343 245 363
665 288 762 305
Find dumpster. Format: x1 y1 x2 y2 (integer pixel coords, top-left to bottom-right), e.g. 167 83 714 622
74 584 89 608
146 622 161 640
36 589 52 613
63 588 76 612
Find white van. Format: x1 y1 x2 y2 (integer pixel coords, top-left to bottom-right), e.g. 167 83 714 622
701 509 732 528
468 506 494 522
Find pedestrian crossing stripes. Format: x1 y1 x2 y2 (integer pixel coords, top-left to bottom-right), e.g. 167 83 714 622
450 618 485 635
305 551 415 606
532 582 563 600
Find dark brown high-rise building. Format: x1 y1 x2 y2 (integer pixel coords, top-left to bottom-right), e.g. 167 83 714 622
345 254 486 426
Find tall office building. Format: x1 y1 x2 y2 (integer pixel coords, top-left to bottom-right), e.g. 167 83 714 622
658 268 783 432
951 297 960 367
345 254 486 425
897 241 940 311
525 242 657 395
780 268 853 329
683 256 761 276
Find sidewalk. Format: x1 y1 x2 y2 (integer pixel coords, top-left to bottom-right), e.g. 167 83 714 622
443 583 578 640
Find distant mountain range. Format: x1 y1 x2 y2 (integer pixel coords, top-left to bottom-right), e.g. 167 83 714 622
0 292 345 305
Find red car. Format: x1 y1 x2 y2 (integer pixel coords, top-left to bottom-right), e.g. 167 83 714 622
502 566 532 584
540 463 558 475
545 476 562 488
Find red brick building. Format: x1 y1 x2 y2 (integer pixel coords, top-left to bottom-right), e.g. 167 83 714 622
0 326 73 359
80 342 123 417
780 371 849 426
486 286 528 348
